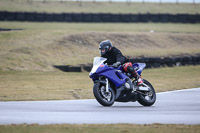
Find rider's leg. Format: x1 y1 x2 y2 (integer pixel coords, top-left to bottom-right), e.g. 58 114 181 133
127 66 143 85
123 62 143 86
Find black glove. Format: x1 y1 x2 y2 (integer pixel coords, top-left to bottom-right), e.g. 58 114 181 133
113 62 121 68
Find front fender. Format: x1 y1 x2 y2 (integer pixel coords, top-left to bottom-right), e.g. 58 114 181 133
93 80 117 99
94 80 111 91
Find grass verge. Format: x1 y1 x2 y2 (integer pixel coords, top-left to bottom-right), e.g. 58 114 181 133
1 22 200 33
0 65 199 101
0 0 200 14
0 124 200 133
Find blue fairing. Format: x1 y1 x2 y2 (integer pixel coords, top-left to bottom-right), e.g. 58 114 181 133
96 65 127 88
90 58 146 88
133 63 146 75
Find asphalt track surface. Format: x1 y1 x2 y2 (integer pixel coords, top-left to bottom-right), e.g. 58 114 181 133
0 88 200 125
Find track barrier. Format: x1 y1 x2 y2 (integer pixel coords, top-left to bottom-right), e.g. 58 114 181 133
0 11 200 23
54 54 200 72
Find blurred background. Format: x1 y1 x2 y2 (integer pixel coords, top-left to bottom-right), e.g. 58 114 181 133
0 0 199 101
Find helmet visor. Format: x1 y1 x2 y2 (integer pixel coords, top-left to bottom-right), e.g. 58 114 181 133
99 47 107 56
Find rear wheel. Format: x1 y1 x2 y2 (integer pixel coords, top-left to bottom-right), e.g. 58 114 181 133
93 82 115 106
137 79 156 106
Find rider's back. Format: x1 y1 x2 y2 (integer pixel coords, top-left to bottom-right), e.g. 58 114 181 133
101 47 128 65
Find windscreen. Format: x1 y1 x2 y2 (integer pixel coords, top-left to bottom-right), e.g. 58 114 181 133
90 57 107 75
93 57 107 66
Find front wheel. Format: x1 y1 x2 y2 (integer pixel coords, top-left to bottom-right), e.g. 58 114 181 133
93 82 115 106
137 79 156 106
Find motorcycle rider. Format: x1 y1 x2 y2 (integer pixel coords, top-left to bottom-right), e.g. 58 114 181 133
99 40 143 86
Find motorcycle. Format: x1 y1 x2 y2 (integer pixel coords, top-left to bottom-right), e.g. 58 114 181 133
89 57 156 106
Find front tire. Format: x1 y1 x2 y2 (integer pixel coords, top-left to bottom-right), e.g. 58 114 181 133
93 82 115 106
137 79 156 106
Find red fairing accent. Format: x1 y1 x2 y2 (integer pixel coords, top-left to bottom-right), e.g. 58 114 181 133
99 65 105 67
123 62 132 72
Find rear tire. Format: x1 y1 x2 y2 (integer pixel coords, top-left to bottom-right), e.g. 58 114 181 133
93 82 115 106
137 79 156 106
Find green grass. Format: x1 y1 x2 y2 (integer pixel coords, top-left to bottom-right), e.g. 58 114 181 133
0 66 199 101
1 22 200 33
0 124 200 133
0 0 200 14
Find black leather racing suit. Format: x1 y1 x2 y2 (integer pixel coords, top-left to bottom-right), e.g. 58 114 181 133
101 47 128 65
101 46 139 79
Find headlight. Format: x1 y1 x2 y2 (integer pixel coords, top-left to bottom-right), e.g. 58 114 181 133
89 72 96 79
89 72 93 76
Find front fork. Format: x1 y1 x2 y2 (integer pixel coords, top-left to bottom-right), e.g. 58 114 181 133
98 77 110 93
105 78 109 93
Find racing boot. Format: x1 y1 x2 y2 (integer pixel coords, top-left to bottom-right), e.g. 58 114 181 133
127 66 144 86
136 76 144 86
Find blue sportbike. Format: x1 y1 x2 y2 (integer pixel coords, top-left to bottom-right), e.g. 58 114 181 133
89 57 156 106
